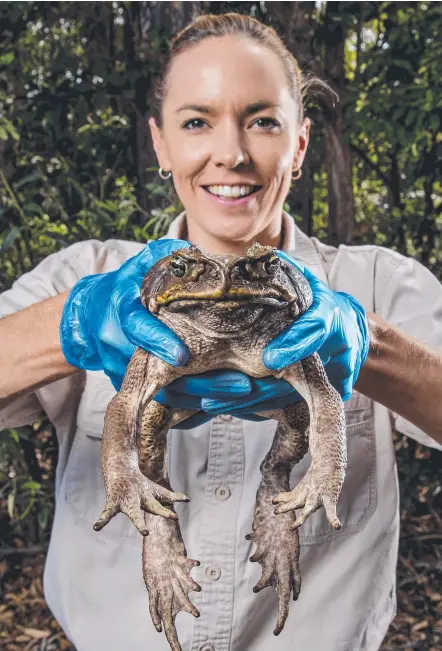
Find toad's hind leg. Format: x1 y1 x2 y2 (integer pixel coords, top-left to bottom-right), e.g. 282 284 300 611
138 401 201 651
247 401 309 636
273 354 347 531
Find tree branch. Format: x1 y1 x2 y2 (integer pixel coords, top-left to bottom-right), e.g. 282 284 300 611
350 142 392 189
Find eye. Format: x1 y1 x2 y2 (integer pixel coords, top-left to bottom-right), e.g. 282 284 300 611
263 255 280 274
170 258 187 277
182 118 207 130
252 117 280 130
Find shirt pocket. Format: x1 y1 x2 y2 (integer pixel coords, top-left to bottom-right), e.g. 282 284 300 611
292 391 377 546
64 371 139 541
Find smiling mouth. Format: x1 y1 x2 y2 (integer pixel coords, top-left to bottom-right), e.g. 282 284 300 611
202 185 262 200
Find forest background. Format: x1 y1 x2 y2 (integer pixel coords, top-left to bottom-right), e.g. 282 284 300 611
0 2 440 650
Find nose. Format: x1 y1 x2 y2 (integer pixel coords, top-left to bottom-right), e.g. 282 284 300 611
212 120 250 168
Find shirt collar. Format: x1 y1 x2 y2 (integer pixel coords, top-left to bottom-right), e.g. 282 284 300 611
164 210 327 283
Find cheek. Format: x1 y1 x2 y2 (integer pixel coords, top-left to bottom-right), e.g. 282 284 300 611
278 149 295 173
165 131 209 179
249 136 295 182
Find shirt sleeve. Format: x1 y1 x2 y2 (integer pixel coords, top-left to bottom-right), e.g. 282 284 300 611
380 254 442 451
0 240 114 430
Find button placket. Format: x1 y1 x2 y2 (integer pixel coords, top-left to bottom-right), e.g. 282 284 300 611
190 416 245 651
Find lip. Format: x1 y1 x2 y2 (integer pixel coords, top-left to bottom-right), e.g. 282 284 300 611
160 294 287 310
201 185 263 207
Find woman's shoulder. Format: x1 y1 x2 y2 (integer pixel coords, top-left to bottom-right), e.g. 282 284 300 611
312 236 406 274
306 235 440 315
290 222 409 285
0 239 147 318
57 238 146 276
313 237 439 295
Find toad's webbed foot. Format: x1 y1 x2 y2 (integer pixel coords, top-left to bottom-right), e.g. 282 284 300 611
93 470 190 536
143 511 201 651
246 481 301 636
273 462 342 530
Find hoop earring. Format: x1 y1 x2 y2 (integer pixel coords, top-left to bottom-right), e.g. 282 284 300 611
292 168 302 181
159 168 172 180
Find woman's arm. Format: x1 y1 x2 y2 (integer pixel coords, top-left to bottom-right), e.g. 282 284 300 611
355 312 442 444
3 291 440 442
0 290 78 408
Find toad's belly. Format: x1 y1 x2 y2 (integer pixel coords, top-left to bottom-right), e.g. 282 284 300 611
183 348 271 379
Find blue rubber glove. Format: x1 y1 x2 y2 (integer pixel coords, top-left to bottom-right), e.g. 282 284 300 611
155 375 296 428
163 252 370 420
59 239 252 405
60 239 191 384
263 252 370 401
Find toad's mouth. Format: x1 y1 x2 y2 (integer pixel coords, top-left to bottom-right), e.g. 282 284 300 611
154 293 289 313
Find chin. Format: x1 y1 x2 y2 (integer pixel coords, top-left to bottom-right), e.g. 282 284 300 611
202 213 267 244
210 223 262 245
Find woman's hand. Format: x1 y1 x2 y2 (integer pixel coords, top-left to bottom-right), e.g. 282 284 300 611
263 252 370 400
157 253 370 424
154 374 297 428
60 239 194 388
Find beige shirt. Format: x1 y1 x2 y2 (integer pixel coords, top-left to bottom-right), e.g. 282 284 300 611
0 212 441 651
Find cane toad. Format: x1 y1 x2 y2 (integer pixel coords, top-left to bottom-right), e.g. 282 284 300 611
93 243 347 651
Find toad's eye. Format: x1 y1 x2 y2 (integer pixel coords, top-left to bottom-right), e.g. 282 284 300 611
263 255 280 274
170 258 187 277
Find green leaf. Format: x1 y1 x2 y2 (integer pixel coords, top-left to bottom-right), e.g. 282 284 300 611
21 480 42 491
23 202 43 215
0 228 21 256
7 492 15 519
5 121 19 141
38 506 50 530
15 172 41 189
429 115 440 131
0 52 15 65
9 429 20 444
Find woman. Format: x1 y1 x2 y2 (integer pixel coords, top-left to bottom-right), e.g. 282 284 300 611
0 12 441 651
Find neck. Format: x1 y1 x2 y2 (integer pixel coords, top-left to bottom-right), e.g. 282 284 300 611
184 213 284 255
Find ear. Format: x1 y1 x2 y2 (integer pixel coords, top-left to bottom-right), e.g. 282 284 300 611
148 117 172 172
293 117 311 172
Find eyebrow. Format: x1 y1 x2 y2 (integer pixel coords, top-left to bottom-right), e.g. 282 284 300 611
176 101 278 116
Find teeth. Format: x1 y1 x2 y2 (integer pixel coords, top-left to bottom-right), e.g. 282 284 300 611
207 184 256 198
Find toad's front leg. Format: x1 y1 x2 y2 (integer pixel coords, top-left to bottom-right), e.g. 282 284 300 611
272 353 347 530
247 402 309 635
139 402 201 651
93 348 190 536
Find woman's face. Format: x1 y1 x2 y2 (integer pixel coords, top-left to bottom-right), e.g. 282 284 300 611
149 35 310 248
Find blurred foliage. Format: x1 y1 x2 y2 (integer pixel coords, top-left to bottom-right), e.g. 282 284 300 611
0 1 183 294
0 0 440 579
346 2 442 267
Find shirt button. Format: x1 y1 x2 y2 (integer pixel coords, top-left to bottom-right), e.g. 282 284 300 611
214 485 231 501
205 565 221 581
200 644 215 651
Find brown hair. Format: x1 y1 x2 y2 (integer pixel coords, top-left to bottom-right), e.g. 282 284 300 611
154 12 324 126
